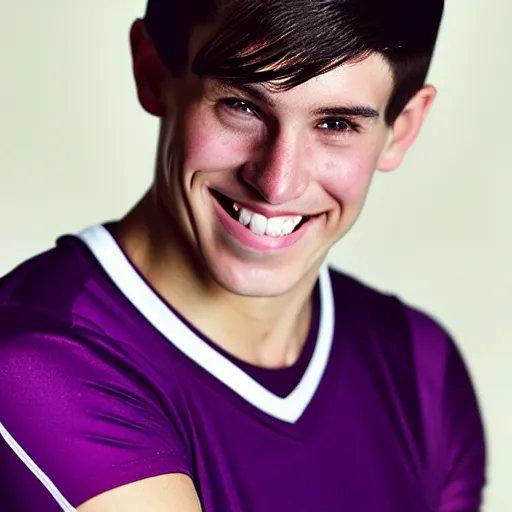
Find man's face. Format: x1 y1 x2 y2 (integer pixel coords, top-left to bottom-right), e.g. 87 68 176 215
150 35 398 297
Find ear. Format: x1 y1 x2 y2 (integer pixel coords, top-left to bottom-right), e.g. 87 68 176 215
377 85 437 172
130 19 167 117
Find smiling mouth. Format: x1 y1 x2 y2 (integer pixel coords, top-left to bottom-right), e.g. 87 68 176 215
212 191 311 237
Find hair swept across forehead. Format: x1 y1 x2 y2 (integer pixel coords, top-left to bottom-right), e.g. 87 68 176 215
144 0 444 124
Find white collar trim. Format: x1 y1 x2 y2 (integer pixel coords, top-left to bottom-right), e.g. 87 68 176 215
77 224 335 424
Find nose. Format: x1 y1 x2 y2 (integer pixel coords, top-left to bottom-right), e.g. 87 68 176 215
240 129 310 205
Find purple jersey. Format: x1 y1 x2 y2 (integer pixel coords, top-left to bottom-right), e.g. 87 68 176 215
0 224 486 511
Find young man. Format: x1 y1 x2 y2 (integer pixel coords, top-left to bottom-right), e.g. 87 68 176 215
0 0 486 510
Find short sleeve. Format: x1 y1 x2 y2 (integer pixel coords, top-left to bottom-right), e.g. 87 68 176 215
438 340 486 511
0 308 192 509
408 308 486 512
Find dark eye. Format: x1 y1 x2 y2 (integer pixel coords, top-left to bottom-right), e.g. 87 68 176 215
221 98 257 117
317 118 359 133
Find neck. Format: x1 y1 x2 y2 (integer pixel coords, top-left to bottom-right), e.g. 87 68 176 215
112 192 319 368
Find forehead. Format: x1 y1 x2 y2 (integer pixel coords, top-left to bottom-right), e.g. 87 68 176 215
187 26 394 112
265 55 395 112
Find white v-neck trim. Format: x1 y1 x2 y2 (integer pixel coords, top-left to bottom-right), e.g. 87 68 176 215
77 224 335 424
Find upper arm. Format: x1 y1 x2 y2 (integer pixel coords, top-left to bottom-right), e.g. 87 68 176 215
408 307 486 511
0 313 193 510
77 474 202 512
438 341 486 512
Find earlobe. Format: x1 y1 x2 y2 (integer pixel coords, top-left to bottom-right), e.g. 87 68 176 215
377 85 437 172
130 19 167 117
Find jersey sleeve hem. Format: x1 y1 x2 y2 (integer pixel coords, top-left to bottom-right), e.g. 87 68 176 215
69 453 193 508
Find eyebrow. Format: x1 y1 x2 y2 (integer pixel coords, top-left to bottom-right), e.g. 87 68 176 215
313 106 380 119
210 78 380 120
213 79 276 106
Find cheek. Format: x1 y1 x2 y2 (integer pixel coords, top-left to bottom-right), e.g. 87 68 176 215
181 109 260 174
321 152 378 203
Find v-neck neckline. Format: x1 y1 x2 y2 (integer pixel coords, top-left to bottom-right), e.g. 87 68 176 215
77 224 335 424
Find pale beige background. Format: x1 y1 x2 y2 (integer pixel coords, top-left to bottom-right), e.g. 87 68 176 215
0 1 509 510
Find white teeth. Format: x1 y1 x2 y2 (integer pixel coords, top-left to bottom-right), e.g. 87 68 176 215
239 208 252 226
250 213 267 235
236 204 304 237
281 218 296 236
265 217 285 237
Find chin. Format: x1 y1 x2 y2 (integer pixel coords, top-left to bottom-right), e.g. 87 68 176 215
202 247 323 298
212 268 302 298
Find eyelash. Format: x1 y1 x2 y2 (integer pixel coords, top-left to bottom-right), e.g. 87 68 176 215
317 118 361 134
221 98 259 118
219 98 361 135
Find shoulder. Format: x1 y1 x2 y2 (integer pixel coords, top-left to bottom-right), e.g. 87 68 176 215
0 285 166 437
326 265 480 435
327 265 456 363
0 232 159 348
327 264 458 409
400 301 486 504
0 235 106 382
0 244 193 509
327 266 486 501
0 234 105 330
0 233 186 408
0 229 200 416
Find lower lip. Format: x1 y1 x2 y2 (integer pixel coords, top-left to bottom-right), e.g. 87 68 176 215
212 196 313 252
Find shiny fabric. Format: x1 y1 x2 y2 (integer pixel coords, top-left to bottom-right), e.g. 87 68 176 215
0 233 486 511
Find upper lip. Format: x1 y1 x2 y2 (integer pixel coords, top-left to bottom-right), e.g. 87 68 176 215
211 189 317 219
